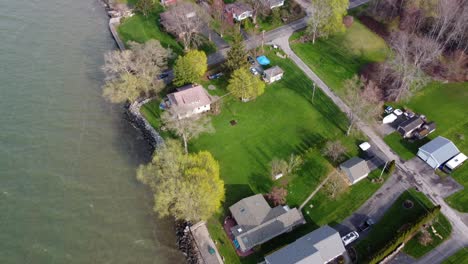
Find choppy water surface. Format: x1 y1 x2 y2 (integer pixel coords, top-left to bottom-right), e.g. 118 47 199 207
0 0 183 263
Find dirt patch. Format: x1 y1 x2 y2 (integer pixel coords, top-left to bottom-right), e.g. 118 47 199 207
230 120 237 126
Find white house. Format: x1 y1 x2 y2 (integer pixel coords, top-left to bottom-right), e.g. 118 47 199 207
417 136 460 169
263 66 284 83
225 2 253 22
167 84 212 119
262 0 285 9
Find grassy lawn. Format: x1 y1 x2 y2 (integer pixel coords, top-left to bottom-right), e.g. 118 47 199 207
443 248 468 264
141 51 372 263
383 132 429 161
355 189 451 262
290 20 388 95
302 169 389 226
403 213 452 258
117 6 184 54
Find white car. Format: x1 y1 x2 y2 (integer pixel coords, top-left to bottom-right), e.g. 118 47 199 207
341 231 359 246
250 67 259 75
393 109 403 116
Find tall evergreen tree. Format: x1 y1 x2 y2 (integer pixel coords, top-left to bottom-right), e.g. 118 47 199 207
224 32 249 75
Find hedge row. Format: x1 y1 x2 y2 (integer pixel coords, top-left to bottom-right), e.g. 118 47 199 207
368 205 441 264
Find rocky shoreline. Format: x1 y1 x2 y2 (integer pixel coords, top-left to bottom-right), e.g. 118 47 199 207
99 1 201 262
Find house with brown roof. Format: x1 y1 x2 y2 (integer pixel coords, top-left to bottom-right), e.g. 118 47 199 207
229 194 305 252
167 84 212 119
224 2 253 22
263 66 284 83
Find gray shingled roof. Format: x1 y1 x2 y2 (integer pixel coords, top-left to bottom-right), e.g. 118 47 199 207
397 116 424 134
340 157 370 183
419 136 460 164
264 225 346 264
229 195 305 251
263 66 284 78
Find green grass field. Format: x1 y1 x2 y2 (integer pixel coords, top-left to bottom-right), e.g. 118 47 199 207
443 248 468 264
356 189 451 262
403 213 452 258
290 20 388 95
117 6 184 54
302 170 389 226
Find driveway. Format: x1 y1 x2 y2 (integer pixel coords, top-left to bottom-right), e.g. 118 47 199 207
334 169 410 237
404 158 463 198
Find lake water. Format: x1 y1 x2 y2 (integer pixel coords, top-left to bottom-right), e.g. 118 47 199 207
0 0 184 263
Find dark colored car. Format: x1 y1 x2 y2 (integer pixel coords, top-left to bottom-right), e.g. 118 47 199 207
208 72 224 80
158 72 169 80
384 105 394 114
247 56 255 65
359 218 375 232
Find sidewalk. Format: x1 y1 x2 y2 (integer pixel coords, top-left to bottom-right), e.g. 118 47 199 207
190 221 224 264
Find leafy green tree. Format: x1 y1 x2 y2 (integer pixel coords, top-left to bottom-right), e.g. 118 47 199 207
173 50 207 86
135 0 155 17
224 32 249 75
227 68 265 101
137 140 225 221
306 0 348 43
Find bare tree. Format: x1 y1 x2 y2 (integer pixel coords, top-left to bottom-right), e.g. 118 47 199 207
383 32 439 101
244 0 269 24
322 140 347 163
306 0 331 44
323 172 348 199
161 109 214 153
270 158 288 179
265 186 288 206
287 154 303 175
101 40 171 103
160 2 205 51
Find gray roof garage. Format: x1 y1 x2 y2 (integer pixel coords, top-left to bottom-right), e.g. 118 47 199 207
417 136 460 169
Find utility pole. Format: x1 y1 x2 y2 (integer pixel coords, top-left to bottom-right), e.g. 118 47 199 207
312 82 316 103
261 30 265 53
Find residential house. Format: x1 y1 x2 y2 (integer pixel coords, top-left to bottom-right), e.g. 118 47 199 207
264 225 346 264
263 66 284 83
224 2 253 22
229 194 305 252
262 0 285 9
397 116 425 138
417 136 460 169
340 157 371 185
167 84 212 119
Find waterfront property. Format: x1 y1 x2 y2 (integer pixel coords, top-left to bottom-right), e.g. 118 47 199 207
264 225 346 264
227 194 305 253
166 84 212 119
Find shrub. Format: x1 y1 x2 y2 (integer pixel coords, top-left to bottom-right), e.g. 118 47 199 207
386 160 396 175
368 205 441 264
343 16 354 28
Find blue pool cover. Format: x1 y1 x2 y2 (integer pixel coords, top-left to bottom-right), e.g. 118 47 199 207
256 55 270 65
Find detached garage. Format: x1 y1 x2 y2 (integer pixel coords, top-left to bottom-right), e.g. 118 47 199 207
417 136 460 169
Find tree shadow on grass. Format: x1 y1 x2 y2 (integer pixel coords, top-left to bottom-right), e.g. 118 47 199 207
248 173 274 194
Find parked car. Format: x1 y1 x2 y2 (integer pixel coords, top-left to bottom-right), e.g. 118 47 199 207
341 231 360 246
384 105 394 114
247 56 255 65
393 109 403 116
250 67 259 75
158 72 169 80
359 218 375 232
208 72 224 80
